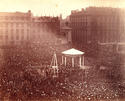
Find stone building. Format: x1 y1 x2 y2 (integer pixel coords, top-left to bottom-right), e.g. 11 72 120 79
70 7 125 50
0 10 32 46
0 10 62 46
30 16 60 45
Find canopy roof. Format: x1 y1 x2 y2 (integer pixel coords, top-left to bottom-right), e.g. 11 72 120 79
62 48 84 56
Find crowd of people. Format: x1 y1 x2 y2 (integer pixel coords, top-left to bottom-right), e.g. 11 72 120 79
0 43 125 101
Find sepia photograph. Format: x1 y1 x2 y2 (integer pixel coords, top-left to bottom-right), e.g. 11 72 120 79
0 0 125 101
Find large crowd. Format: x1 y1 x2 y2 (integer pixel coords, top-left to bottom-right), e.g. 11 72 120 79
0 43 125 101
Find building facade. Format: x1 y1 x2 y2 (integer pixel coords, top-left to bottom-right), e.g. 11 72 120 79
70 7 125 51
0 10 32 46
30 16 60 45
0 11 62 46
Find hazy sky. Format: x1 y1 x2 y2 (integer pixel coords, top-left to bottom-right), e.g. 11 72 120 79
0 0 125 18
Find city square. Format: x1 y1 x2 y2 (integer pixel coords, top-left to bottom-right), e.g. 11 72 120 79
0 0 125 101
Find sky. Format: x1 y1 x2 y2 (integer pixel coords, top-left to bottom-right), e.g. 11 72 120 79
0 0 125 18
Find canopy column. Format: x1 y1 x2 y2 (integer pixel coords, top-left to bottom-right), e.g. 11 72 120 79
62 56 64 64
64 57 67 66
72 57 74 67
82 56 84 66
79 56 82 67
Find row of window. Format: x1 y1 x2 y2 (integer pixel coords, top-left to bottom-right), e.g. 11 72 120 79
71 21 125 27
70 17 87 22
72 34 120 43
73 30 122 34
0 16 30 21
0 28 57 34
0 23 29 27
72 29 123 42
0 23 56 28
32 28 53 33
0 33 26 40
71 15 121 22
31 23 57 28
97 22 125 26
0 29 29 34
70 14 125 26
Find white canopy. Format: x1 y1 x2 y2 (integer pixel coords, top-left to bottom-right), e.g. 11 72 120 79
62 48 84 56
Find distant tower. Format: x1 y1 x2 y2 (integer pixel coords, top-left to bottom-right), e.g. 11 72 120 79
59 14 62 20
28 10 31 13
28 10 32 16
